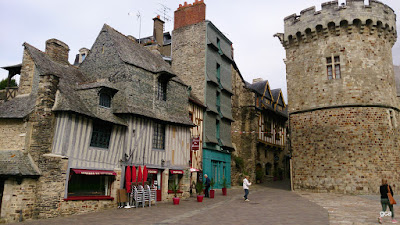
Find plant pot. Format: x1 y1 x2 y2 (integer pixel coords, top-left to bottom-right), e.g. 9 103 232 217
210 189 215 198
222 187 227 196
197 195 204 202
173 197 180 205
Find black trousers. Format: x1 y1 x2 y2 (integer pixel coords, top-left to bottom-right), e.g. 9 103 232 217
205 186 210 197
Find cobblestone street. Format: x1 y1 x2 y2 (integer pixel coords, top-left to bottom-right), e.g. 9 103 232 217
14 181 329 225
12 180 396 225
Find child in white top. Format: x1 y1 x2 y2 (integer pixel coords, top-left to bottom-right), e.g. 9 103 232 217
243 176 251 201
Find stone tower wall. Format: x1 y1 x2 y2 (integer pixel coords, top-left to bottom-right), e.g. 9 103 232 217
171 22 207 102
280 0 399 194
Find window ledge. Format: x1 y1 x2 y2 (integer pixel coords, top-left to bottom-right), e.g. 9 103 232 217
64 196 114 201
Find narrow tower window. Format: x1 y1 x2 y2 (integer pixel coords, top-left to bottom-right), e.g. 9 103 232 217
326 55 341 80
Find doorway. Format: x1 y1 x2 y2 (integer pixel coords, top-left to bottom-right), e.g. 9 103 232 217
0 179 4 217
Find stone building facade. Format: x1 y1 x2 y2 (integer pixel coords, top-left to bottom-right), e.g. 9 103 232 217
171 0 234 189
0 24 193 223
275 0 399 194
231 65 288 186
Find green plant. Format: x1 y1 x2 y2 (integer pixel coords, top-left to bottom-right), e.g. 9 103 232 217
222 178 227 188
233 155 244 171
256 170 263 181
0 78 17 90
195 181 204 195
210 178 215 190
169 182 179 197
273 169 279 178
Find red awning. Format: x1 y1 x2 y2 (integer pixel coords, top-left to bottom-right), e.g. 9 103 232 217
72 169 116 176
147 168 158 174
170 169 184 175
190 167 200 172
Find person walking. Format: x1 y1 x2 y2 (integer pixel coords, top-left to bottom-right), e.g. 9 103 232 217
243 175 251 202
379 178 397 224
204 174 211 198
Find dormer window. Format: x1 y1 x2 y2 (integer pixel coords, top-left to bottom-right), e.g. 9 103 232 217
99 92 111 108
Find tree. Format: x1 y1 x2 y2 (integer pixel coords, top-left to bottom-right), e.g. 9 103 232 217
0 78 18 90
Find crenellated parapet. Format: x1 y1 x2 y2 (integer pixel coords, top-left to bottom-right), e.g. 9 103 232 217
276 0 397 48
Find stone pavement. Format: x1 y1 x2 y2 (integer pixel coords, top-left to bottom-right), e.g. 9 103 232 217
14 180 396 225
13 181 329 225
300 191 399 224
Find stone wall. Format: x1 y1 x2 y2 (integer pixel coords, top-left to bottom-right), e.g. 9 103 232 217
231 67 258 185
45 39 70 65
291 107 400 193
59 168 121 217
280 0 399 194
0 119 26 150
18 49 36 96
171 22 207 103
0 178 37 223
286 31 398 112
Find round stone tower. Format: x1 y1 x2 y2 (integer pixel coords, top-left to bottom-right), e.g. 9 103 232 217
275 0 399 194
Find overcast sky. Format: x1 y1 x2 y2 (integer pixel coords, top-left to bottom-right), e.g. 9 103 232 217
1 0 400 101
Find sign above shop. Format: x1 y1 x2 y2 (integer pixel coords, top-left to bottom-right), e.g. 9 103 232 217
170 169 184 174
191 137 200 151
72 169 116 176
147 168 158 174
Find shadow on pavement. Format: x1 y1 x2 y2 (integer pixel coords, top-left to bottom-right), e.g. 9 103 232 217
260 179 291 191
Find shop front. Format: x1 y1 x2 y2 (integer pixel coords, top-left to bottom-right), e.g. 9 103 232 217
203 149 231 189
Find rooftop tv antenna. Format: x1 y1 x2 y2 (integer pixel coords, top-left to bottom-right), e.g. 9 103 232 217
156 2 172 30
128 11 142 44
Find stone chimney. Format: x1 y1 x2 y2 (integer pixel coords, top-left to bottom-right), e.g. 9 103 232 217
174 0 206 30
252 78 263 84
45 39 70 65
153 15 165 46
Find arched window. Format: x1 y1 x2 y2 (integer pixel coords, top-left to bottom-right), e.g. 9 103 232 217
99 92 111 108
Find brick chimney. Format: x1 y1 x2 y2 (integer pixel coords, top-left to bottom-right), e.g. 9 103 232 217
45 39 70 65
153 15 165 46
174 0 206 30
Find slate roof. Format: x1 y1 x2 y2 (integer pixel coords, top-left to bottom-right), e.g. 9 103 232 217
189 92 206 108
23 43 127 126
1 24 192 127
247 80 270 98
100 24 192 126
271 89 282 103
103 24 173 74
0 94 35 118
0 150 41 176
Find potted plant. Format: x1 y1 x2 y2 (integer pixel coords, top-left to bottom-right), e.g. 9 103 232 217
170 182 180 205
195 181 204 202
221 178 227 196
273 169 279 181
256 170 263 184
209 178 215 198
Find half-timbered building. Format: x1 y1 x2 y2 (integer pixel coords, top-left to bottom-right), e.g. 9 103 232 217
231 65 288 185
0 24 192 223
